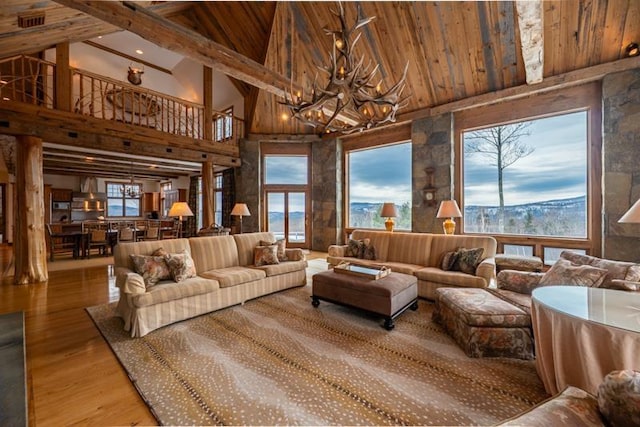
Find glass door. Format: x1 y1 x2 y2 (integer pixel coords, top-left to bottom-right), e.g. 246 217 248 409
266 191 308 248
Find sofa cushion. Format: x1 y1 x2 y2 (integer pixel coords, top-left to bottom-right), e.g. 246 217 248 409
497 270 545 295
499 386 604 426
131 277 220 308
539 258 608 287
254 245 279 266
415 267 487 288
560 250 640 289
597 370 640 427
188 235 239 272
259 239 287 261
233 232 276 266
200 266 267 288
252 260 307 277
378 261 423 275
452 247 484 275
165 249 197 283
130 254 171 287
436 287 530 328
489 289 532 315
386 232 432 266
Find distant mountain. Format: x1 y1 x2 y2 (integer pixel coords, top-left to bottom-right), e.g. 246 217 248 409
464 195 586 237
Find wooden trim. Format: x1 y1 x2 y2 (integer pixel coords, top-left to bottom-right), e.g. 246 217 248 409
203 66 213 141
55 42 71 111
340 122 412 152
82 41 173 75
453 82 602 260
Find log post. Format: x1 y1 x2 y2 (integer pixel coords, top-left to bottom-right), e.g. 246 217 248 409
201 161 214 227
203 65 213 141
55 42 72 112
14 135 48 284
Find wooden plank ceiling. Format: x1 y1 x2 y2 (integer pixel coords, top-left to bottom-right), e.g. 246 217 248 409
1 0 639 177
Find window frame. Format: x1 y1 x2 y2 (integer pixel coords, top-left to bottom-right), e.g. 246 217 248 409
343 140 413 232
106 181 143 218
454 83 602 262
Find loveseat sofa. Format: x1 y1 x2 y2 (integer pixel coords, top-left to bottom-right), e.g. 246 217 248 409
114 232 307 337
327 230 497 300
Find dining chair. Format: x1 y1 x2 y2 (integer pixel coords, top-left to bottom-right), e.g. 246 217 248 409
118 227 136 243
46 223 76 261
140 226 160 241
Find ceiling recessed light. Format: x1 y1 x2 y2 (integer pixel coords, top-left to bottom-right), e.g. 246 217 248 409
626 42 639 58
135 49 144 55
97 36 102 39
85 156 94 162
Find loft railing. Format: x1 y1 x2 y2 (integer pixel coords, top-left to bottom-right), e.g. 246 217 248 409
0 55 243 148
0 55 55 108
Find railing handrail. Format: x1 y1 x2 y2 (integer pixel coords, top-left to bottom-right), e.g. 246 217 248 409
0 54 56 68
72 67 205 110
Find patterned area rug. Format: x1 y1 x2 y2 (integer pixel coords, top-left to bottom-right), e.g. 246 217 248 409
87 286 548 426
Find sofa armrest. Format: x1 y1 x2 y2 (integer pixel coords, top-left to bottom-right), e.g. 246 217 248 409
328 244 348 257
497 270 545 295
115 266 146 295
285 248 306 262
475 257 496 285
606 279 640 292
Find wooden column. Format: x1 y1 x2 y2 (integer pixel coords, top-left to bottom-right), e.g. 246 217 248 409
55 42 72 111
14 135 48 284
201 161 214 227
203 66 213 141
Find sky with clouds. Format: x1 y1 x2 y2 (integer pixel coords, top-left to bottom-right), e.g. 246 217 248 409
463 111 587 206
264 110 586 212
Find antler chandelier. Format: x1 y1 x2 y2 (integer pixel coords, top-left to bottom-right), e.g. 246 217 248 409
282 3 410 135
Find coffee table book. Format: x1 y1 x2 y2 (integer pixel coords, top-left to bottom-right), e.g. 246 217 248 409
333 262 391 280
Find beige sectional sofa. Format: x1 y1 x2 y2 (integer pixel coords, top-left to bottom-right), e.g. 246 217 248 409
327 230 497 299
114 232 307 337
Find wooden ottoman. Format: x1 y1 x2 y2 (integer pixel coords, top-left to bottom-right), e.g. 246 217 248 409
312 269 418 330
432 287 534 359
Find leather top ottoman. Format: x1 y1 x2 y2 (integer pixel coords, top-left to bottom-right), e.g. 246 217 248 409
312 269 418 330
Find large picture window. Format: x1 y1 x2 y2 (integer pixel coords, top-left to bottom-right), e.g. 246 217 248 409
347 142 412 230
462 111 587 238
106 182 142 217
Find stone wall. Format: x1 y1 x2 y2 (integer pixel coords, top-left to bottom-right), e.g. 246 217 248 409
411 114 454 234
602 68 640 261
235 138 261 233
311 138 343 250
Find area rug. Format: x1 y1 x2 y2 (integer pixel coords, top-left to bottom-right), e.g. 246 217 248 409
0 311 26 427
87 286 548 426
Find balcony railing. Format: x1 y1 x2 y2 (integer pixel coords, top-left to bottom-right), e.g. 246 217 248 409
0 55 243 148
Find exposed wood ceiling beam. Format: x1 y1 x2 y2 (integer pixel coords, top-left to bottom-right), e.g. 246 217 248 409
516 0 544 84
54 0 295 99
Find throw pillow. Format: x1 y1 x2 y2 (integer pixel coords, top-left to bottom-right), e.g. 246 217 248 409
452 247 484 275
254 245 279 266
152 247 168 257
362 243 376 260
538 258 608 288
346 238 370 259
130 253 171 287
259 239 288 261
597 370 640 427
165 250 197 283
440 251 458 271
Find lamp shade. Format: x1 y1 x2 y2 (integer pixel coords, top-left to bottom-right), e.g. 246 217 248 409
619 199 640 223
168 202 194 218
436 200 462 219
231 203 251 217
380 202 398 218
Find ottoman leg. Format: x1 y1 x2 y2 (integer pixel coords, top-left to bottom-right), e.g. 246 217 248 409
384 317 395 330
311 296 320 307
410 300 418 311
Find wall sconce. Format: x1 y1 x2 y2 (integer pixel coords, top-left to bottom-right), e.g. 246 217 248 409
423 167 437 206
626 42 639 58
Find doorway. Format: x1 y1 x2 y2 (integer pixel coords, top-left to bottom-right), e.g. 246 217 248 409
265 191 308 248
262 143 311 248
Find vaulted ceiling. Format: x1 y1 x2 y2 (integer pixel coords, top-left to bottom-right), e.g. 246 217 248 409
1 0 639 176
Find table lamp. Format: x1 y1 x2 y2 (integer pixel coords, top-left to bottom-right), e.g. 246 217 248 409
231 203 251 234
168 202 194 237
436 200 462 235
380 202 398 232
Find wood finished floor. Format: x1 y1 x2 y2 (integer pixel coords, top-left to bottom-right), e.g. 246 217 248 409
0 244 327 426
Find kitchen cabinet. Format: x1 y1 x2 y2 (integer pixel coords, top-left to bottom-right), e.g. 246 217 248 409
143 192 160 212
51 188 72 202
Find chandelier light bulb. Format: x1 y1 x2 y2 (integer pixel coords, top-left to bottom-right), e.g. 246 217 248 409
335 39 344 49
